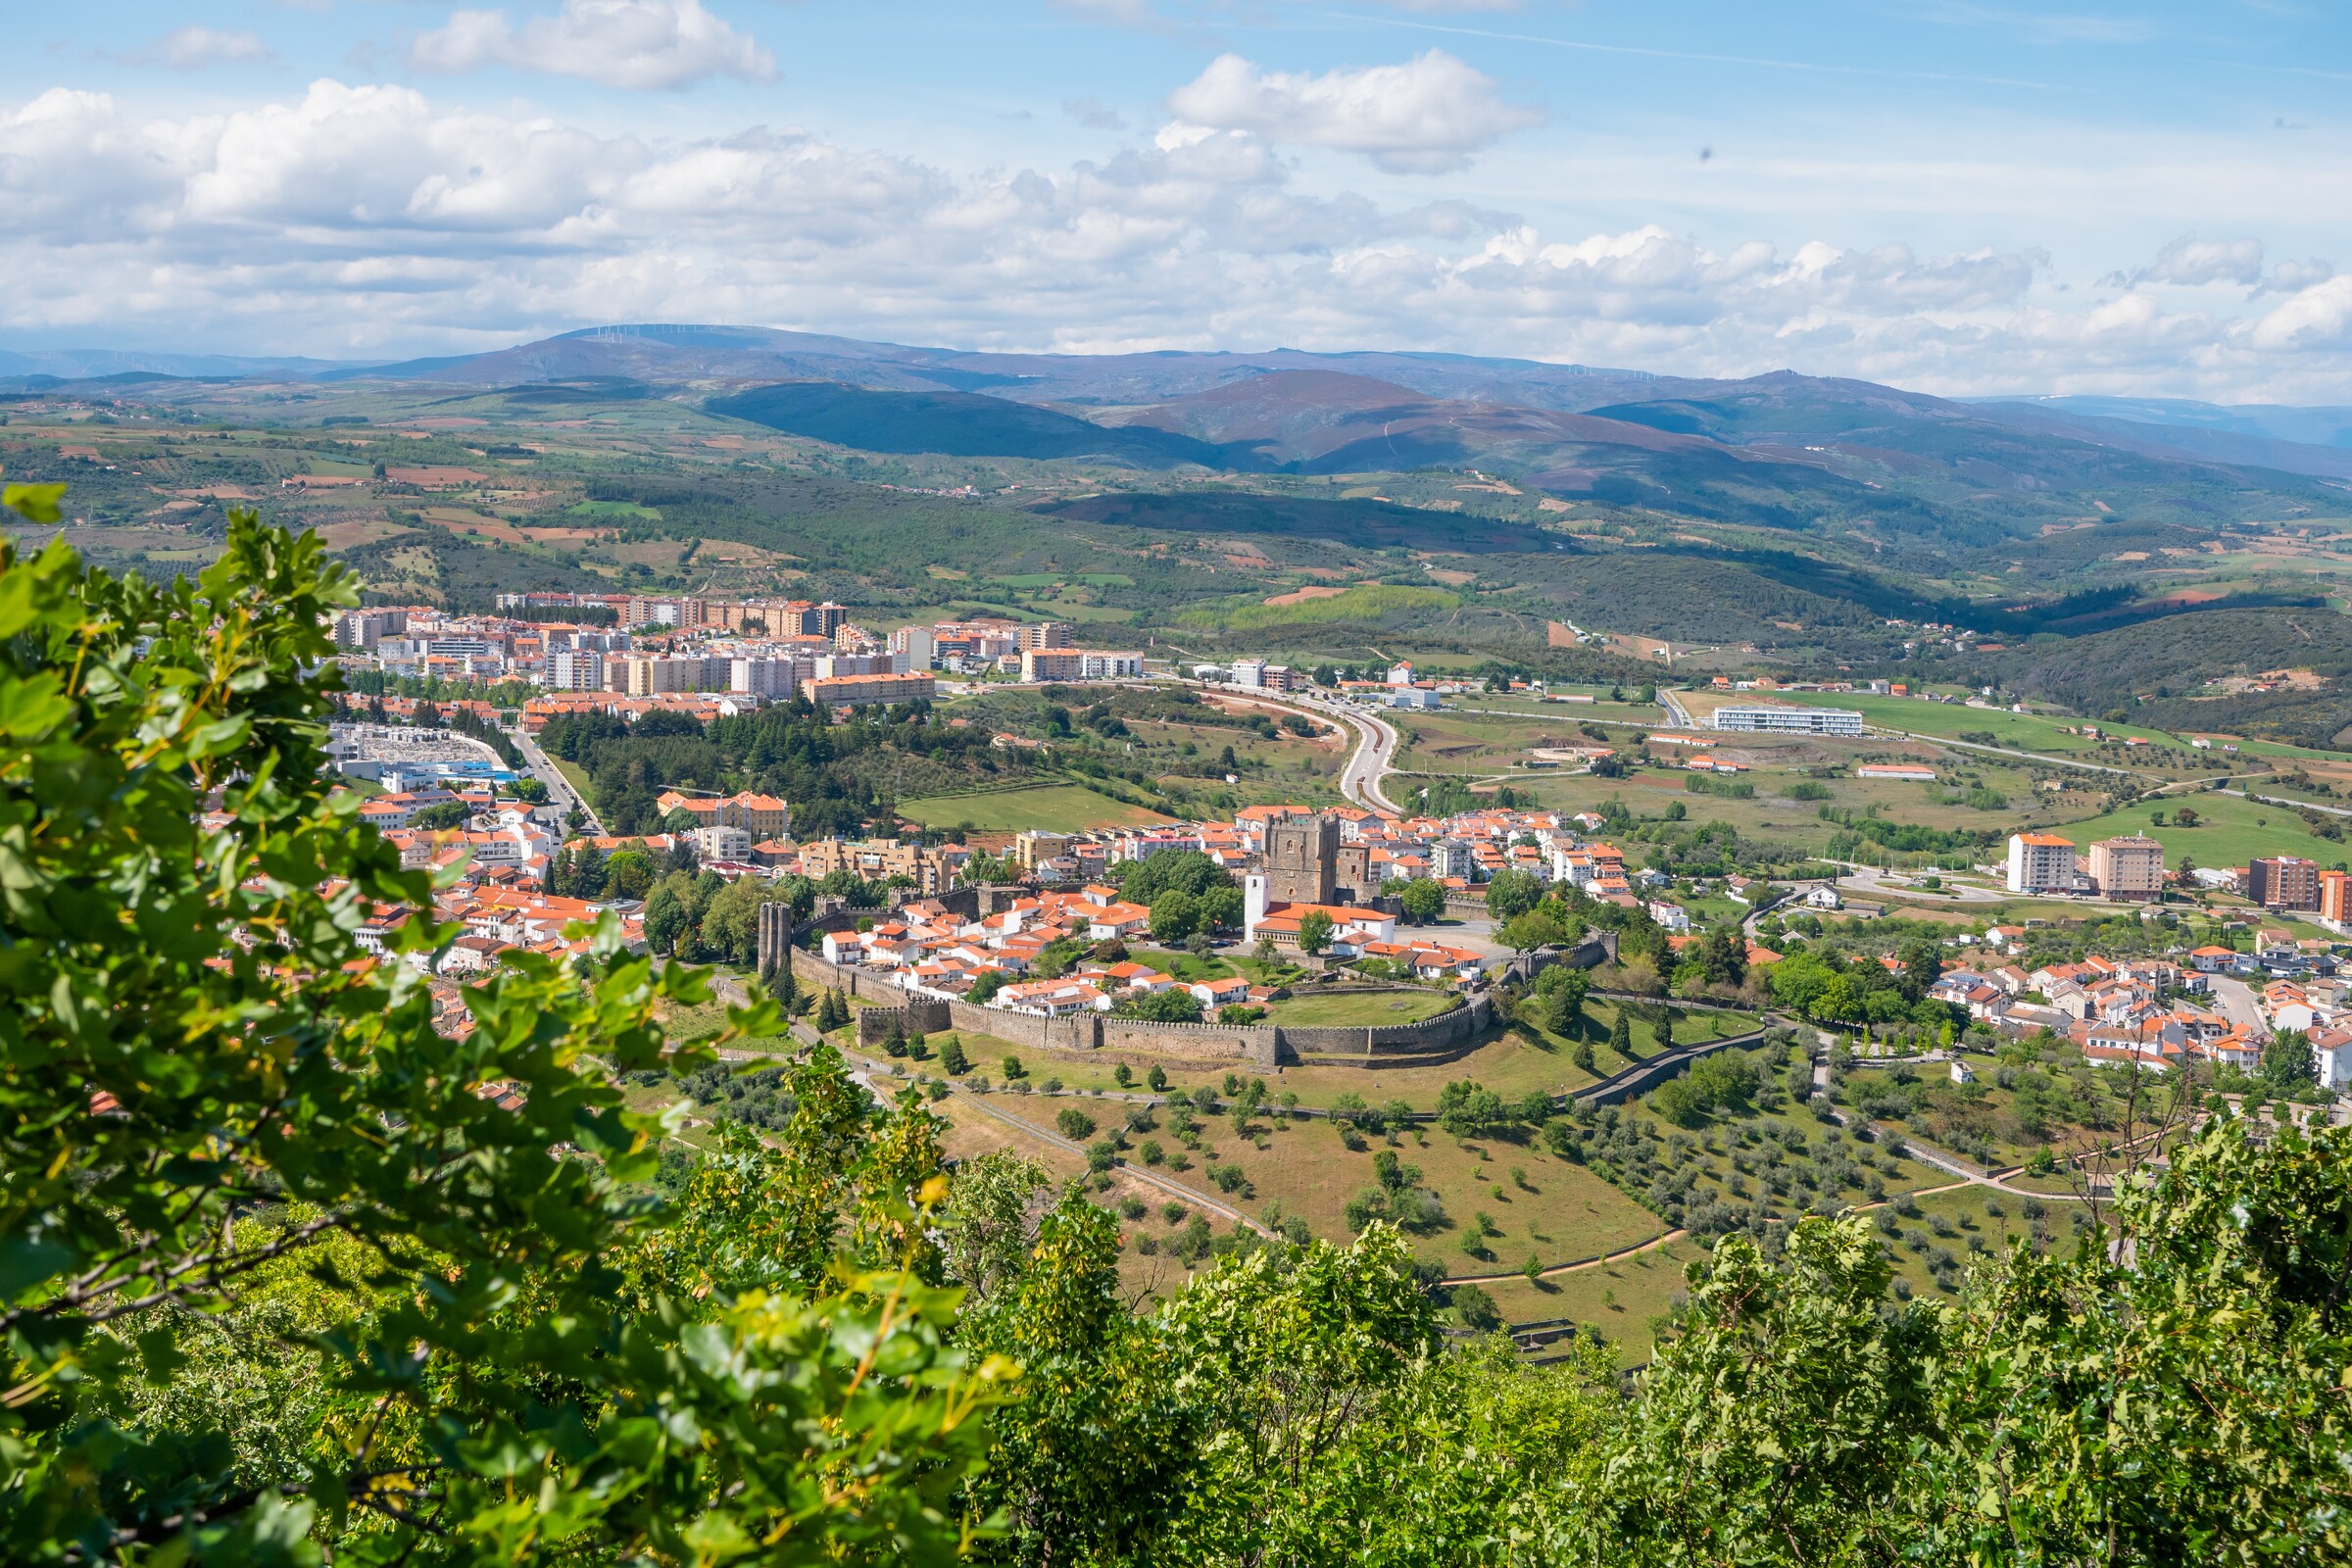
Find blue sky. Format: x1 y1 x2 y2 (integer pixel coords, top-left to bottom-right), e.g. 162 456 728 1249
5 1 2349 398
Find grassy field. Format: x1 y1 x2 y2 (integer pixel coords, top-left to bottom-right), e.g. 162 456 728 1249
1394 708 1605 776
947 1083 1673 1280
1266 989 1458 1027
1510 757 2086 858
1448 692 1671 727
895 781 1175 833
1681 689 2214 764
1474 1237 1703 1366
2043 787 2348 869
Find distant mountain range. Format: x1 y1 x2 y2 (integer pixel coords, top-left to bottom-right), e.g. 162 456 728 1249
1975 394 2352 450
13 321 2352 499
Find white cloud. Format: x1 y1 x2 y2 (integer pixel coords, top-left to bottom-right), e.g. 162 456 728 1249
1165 50 1542 173
2134 234 2266 287
3 79 2352 399
1062 97 1126 130
2252 275 2352 353
122 25 275 70
2260 258 2333 296
409 0 775 90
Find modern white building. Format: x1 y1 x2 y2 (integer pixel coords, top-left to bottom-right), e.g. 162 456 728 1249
1711 705 1865 736
2314 1028 2352 1093
2007 832 2079 895
693 823 755 862
546 649 604 691
889 625 935 671
728 658 796 699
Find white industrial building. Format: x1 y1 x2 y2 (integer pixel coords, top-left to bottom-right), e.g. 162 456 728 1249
1710 705 1865 736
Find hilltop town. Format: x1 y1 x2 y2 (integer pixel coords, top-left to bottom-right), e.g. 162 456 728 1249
322 584 2352 1234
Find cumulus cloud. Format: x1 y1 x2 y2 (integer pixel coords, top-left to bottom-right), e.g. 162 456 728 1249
2 79 2350 399
121 25 275 69
2133 233 2265 287
2252 275 2352 353
2259 258 2333 297
1061 97 1126 130
409 0 775 90
1165 50 1542 173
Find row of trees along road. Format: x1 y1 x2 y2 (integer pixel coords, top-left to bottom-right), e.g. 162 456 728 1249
0 492 2346 1565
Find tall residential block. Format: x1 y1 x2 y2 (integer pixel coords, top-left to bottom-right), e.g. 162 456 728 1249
2249 856 2322 911
2006 832 2077 894
2087 835 2165 900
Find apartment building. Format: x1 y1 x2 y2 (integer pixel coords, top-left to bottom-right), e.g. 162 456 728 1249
806 671 936 708
1013 621 1073 651
2007 832 2079 895
814 653 895 679
889 625 934 670
546 649 605 691
334 608 410 650
2321 869 2352 925
693 824 755 863
2087 834 2166 900
799 836 957 895
657 790 792 842
727 658 796 699
609 654 722 696
2249 855 2322 912
1019 648 1145 681
1230 660 1298 692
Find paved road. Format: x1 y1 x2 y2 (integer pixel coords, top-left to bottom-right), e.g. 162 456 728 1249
1226 685 1404 814
2205 973 2269 1035
1330 701 1402 813
1874 727 2141 778
2218 786 2352 819
1834 863 2010 905
508 724 603 836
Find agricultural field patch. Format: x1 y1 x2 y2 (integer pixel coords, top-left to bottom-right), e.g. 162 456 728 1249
895 781 1176 833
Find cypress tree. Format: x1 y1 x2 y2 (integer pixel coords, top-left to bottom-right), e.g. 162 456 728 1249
1611 1010 1634 1060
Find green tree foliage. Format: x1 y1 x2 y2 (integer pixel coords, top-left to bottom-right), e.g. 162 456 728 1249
1112 988 1206 1023
601 845 657 899
8 497 2345 1567
1397 877 1447 925
1498 909 1569 954
1296 909 1335 956
1115 848 1234 905
1148 889 1200 945
0 501 993 1565
2263 1028 2316 1090
1483 866 1543 922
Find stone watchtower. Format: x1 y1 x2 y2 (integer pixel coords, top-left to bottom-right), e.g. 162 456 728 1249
1264 813 1338 906
756 901 795 983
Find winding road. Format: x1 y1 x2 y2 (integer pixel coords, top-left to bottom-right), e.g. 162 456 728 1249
1315 697 1404 814
509 723 604 836
1205 681 1405 813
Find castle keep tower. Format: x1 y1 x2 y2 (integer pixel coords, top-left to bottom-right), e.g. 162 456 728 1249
1264 813 1339 906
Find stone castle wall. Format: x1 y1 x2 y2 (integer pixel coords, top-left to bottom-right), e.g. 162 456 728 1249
789 945 1485 1072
